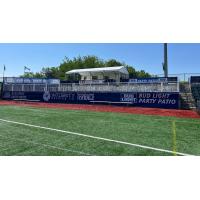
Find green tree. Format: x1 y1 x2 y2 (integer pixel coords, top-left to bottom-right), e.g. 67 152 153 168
20 55 151 79
105 59 122 67
126 66 137 78
20 72 35 78
136 70 151 78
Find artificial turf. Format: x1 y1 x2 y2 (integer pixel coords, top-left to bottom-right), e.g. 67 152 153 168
0 105 199 156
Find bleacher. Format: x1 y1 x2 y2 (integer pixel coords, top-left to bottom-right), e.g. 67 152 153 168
2 68 180 94
1 75 181 109
3 81 179 93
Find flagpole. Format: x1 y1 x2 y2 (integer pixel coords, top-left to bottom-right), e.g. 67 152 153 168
2 65 5 82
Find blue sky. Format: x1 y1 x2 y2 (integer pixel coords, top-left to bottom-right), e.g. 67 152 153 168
0 43 200 77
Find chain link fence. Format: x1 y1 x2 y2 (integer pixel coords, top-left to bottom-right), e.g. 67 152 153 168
154 73 200 82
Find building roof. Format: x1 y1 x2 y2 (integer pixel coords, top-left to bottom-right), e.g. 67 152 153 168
66 66 129 75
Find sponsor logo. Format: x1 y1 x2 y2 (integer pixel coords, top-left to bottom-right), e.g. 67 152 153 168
4 91 26 99
120 93 137 103
43 91 51 102
77 94 94 101
50 93 75 101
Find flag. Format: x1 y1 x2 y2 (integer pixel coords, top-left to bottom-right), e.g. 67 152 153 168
24 66 31 71
3 65 6 71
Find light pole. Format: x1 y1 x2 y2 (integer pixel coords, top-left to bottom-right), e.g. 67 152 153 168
163 43 168 77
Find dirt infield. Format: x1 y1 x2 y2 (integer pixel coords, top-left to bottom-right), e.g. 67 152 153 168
0 100 200 119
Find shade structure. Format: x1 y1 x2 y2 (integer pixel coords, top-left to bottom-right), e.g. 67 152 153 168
66 66 129 76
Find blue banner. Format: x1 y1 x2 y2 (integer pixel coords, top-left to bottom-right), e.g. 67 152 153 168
4 77 60 84
129 77 177 83
3 91 179 109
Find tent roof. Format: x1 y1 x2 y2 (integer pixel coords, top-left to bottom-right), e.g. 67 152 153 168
66 66 129 75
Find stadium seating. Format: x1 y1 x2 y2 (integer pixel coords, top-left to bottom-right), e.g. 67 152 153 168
3 82 179 93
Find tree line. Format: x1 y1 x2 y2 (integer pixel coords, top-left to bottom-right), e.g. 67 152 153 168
21 55 151 80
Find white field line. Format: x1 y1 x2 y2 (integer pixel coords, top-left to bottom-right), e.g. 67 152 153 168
0 118 193 156
0 134 93 156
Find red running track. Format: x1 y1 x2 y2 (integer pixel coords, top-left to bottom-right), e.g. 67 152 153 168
0 100 200 119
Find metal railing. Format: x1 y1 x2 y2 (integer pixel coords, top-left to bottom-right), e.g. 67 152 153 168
3 81 179 93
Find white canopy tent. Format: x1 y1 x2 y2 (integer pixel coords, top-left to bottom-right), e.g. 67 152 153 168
66 66 129 82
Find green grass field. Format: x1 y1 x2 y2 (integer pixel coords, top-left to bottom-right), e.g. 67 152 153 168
0 105 200 156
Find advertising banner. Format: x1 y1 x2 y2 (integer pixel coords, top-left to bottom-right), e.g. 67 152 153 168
3 91 179 109
3 77 60 84
129 77 177 83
